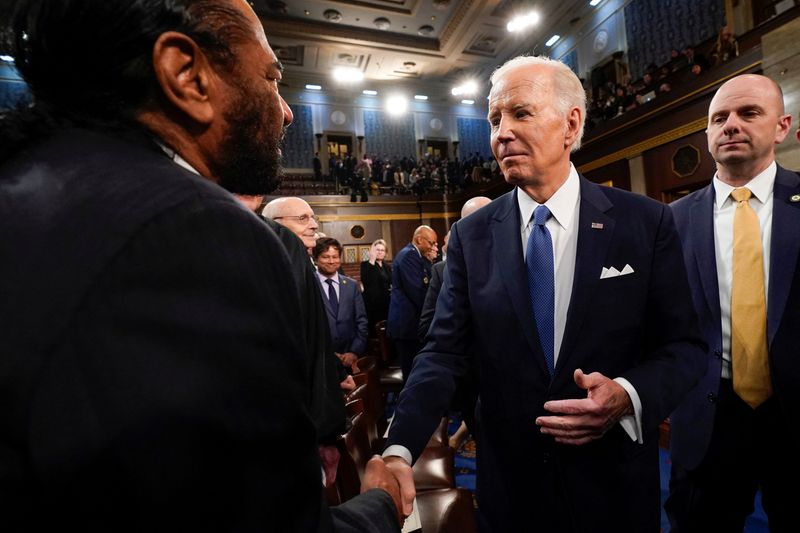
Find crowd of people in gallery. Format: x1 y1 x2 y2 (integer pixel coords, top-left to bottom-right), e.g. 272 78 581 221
586 25 740 128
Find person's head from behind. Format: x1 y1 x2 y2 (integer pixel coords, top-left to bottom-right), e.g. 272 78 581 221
488 55 585 191
706 74 791 183
460 196 491 219
7 0 292 195
313 237 342 277
262 197 319 248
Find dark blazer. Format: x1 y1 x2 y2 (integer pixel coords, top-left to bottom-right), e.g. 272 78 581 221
387 243 430 340
0 129 397 533
320 274 368 356
387 179 706 532
360 260 392 330
669 165 800 469
418 260 445 341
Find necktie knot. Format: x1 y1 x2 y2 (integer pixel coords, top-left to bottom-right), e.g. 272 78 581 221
731 187 753 204
532 205 552 227
325 278 334 287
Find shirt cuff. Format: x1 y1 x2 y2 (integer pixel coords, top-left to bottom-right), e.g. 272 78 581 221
613 377 643 444
382 444 413 465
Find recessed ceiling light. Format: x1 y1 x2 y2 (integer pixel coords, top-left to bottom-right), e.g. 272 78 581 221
332 66 364 83
545 35 560 47
362 89 378 96
305 84 322 90
461 99 475 105
589 0 602 6
0 55 14 63
386 95 408 116
507 11 539 33
451 80 478 96
414 95 429 101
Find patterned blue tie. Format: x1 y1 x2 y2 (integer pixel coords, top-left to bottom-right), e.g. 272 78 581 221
526 205 555 376
325 278 339 316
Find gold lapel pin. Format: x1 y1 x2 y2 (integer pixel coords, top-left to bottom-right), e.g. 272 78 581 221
790 194 800 202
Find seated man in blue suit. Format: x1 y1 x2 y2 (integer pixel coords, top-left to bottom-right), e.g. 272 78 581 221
667 74 798 532
382 55 706 532
314 237 369 372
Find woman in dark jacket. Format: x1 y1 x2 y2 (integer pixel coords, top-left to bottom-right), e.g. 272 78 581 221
360 239 392 334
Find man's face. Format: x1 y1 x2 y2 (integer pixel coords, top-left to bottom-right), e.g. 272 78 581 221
415 229 438 256
488 65 574 188
274 198 319 248
213 0 294 195
317 246 341 277
706 75 791 176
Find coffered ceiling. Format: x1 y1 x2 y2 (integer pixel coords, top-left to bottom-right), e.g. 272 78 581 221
253 0 603 95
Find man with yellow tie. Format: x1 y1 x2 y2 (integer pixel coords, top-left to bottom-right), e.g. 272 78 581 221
667 74 798 531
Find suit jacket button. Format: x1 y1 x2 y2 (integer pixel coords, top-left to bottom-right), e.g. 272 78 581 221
707 392 717 403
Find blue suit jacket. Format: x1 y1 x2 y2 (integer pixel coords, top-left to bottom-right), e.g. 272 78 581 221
387 178 706 532
387 243 430 340
320 274 368 356
669 165 800 469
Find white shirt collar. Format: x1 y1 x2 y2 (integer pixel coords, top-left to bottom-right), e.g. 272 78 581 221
713 160 776 209
155 139 202 176
317 271 340 284
517 163 580 230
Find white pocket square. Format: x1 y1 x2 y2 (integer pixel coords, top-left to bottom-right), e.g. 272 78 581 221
600 264 635 279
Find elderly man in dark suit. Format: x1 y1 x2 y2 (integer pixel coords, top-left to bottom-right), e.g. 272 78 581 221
382 55 706 532
667 74 798 532
387 225 438 380
0 0 401 531
314 237 369 371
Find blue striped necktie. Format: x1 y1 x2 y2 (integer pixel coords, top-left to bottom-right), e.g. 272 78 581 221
526 205 555 376
325 278 339 316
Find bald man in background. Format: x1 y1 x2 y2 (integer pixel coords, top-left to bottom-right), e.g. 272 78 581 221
667 74 798 532
387 225 438 380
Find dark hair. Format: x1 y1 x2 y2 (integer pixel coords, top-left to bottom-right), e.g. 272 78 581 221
312 237 343 260
0 0 252 161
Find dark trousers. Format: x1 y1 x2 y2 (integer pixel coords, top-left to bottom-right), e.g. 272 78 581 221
666 379 797 532
393 338 421 382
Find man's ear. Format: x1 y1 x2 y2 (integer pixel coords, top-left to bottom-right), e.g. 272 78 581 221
564 107 582 149
150 31 216 125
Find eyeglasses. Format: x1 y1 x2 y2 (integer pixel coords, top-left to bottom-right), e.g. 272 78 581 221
274 214 319 225
422 237 438 247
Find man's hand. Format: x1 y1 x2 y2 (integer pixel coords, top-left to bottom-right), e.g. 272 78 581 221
535 369 633 445
339 374 356 392
423 248 437 262
336 352 359 370
362 456 405 525
319 445 340 487
383 455 415 518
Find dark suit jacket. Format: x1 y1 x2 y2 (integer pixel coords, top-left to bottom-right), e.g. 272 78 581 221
418 260 445 341
387 179 706 532
0 128 397 533
387 243 430 340
320 274 368 356
669 165 800 469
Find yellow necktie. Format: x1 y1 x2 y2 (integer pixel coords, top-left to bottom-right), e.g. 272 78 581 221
730 187 772 408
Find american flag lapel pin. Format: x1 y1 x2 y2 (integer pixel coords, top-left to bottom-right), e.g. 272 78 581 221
591 222 604 229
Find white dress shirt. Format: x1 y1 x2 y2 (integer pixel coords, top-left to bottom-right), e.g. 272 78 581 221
517 164 642 443
712 161 775 379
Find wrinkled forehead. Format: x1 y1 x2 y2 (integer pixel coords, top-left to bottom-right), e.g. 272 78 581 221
489 67 553 109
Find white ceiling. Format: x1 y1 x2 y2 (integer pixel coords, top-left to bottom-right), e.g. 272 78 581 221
254 0 604 96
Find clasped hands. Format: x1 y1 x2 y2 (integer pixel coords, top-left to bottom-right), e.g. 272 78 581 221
361 455 414 525
536 368 633 445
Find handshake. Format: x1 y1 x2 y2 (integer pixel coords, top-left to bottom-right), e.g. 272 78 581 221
361 455 416 525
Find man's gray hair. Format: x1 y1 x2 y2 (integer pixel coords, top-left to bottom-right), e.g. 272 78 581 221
490 55 586 152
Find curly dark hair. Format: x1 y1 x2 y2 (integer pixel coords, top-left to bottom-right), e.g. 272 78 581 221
312 237 343 260
0 0 252 162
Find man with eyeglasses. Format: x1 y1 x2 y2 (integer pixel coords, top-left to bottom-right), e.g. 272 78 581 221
263 197 320 254
387 225 438 381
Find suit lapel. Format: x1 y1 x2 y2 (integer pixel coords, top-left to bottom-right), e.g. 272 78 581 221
557 178 615 377
690 184 722 326
491 190 550 376
768 166 800 345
